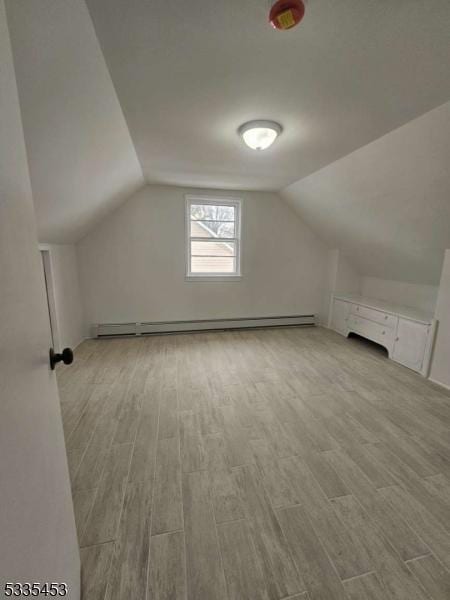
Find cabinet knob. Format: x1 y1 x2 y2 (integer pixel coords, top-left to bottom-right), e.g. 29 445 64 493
382 331 385 335
384 315 388 320
395 337 399 342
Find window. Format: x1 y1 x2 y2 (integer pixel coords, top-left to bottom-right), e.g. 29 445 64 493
186 196 241 278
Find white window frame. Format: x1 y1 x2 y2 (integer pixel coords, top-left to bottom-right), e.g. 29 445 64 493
185 195 242 280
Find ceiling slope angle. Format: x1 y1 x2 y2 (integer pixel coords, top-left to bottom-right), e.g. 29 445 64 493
280 101 450 286
85 0 450 191
6 0 145 243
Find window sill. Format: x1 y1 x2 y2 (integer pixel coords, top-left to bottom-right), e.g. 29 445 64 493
185 275 242 282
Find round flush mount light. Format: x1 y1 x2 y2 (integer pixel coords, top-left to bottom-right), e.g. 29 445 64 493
238 120 283 150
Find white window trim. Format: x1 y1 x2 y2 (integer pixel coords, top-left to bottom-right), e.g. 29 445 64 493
185 195 242 280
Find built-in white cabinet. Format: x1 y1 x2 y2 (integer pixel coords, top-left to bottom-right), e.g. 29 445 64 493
347 313 396 351
330 294 436 376
331 298 351 335
392 318 431 372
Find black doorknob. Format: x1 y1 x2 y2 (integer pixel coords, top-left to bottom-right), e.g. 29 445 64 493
49 347 74 370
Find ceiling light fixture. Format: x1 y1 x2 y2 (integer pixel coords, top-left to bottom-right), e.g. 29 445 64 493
238 120 283 150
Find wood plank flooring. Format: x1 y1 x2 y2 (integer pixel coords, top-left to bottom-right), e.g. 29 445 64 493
57 327 450 600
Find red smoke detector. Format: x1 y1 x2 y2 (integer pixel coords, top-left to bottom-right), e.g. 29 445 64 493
269 0 305 31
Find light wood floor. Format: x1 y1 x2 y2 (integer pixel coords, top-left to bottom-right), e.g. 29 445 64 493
57 326 450 600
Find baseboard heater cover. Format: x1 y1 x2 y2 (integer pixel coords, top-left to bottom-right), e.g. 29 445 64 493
93 314 316 337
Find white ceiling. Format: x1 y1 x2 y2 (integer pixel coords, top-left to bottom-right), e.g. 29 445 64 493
281 101 450 285
85 0 450 191
5 0 450 286
6 0 144 243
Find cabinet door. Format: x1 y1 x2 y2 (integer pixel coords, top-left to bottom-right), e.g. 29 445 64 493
392 318 430 372
331 299 350 335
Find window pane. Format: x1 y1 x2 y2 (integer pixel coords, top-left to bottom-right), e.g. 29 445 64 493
191 256 236 273
191 240 235 257
190 220 235 238
190 204 235 222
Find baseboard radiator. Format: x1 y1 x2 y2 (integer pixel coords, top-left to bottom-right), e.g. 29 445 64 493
93 314 316 338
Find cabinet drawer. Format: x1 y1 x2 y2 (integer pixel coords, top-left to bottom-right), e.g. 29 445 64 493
350 304 397 329
347 315 395 349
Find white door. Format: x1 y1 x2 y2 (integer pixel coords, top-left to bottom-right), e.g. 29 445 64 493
0 3 80 597
331 298 350 336
392 318 429 372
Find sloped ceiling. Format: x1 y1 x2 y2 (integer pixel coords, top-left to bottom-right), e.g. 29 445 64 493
85 0 450 191
4 0 450 288
6 0 144 243
281 101 450 285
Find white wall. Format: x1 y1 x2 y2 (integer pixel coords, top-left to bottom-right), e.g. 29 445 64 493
430 250 450 390
6 0 144 243
281 101 450 285
361 277 438 314
335 253 361 296
323 250 361 327
77 184 329 329
322 250 339 326
46 245 86 349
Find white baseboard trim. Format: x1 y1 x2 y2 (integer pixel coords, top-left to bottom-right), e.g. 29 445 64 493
93 315 316 337
428 377 450 393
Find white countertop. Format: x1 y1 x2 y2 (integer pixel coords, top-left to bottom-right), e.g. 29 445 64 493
333 294 434 325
